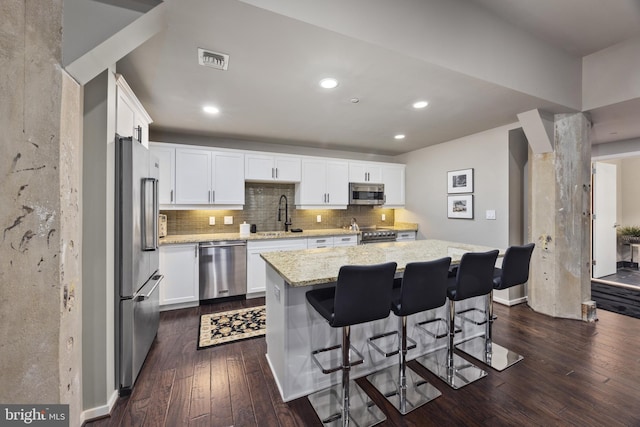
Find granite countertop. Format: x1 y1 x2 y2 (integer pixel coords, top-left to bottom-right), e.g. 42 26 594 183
159 223 418 245
261 239 504 287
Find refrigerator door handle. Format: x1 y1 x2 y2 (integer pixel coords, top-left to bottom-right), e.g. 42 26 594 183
141 177 157 251
135 274 163 301
153 178 159 249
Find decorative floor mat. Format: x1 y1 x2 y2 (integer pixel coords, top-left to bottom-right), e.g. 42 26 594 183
198 306 266 349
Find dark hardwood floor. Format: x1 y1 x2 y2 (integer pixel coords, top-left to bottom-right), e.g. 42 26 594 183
87 298 640 426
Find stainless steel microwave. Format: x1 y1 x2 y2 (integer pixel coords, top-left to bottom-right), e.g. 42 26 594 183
349 182 385 205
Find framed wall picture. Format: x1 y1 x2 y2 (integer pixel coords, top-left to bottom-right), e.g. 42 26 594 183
448 195 474 219
447 168 473 193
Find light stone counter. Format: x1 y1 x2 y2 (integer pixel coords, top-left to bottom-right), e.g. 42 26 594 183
261 239 502 287
159 228 358 245
263 239 503 402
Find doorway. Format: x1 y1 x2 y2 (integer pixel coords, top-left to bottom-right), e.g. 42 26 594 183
591 155 640 319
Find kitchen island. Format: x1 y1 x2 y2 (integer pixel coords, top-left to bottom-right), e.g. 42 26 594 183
261 239 503 402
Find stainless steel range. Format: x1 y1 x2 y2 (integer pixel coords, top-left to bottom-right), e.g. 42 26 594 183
360 227 397 244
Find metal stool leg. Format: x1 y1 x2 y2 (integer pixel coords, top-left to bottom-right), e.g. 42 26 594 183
455 290 524 371
308 325 386 427
416 299 487 389
366 316 441 414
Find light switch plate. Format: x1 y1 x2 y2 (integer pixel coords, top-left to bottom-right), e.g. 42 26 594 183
485 210 496 220
381 214 386 221
209 216 215 225
316 215 321 223
224 216 233 225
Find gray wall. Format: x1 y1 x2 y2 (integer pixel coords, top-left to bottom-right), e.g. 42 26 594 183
82 68 117 413
395 124 517 249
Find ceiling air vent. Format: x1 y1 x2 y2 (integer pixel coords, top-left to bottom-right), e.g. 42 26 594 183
197 48 229 70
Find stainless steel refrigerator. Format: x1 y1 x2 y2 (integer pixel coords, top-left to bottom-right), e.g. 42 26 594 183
115 135 163 395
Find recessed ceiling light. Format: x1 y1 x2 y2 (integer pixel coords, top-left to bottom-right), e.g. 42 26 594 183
394 134 406 140
413 101 429 109
319 78 339 89
203 106 220 114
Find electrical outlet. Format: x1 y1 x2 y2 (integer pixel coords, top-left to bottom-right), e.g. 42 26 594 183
381 214 386 221
209 216 215 225
485 210 496 220
316 215 322 223
224 216 233 225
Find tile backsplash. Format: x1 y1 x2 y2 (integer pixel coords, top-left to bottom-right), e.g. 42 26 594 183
162 183 395 235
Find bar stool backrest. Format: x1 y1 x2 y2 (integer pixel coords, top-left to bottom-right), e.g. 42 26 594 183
451 250 499 301
494 243 535 290
332 262 397 328
395 257 451 316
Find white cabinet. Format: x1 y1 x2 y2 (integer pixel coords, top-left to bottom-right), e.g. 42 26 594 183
349 162 383 183
307 236 334 249
296 158 349 209
150 143 175 205
396 231 416 241
115 74 152 148
246 239 307 295
382 164 406 207
308 235 358 248
332 235 359 247
159 244 199 308
174 147 245 207
245 153 301 182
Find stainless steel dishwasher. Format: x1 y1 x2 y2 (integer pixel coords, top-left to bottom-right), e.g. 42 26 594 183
199 240 247 300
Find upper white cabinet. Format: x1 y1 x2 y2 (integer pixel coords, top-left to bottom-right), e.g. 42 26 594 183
174 147 245 207
149 143 175 205
382 164 406 207
295 158 349 209
245 153 301 182
115 74 152 148
349 162 382 183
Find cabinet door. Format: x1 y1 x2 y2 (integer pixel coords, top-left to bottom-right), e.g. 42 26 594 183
396 231 416 241
349 162 382 183
247 240 307 294
333 235 358 246
116 89 136 138
175 148 211 204
245 153 275 181
325 160 349 206
212 152 245 205
150 144 175 205
159 244 199 306
134 113 149 148
382 164 405 207
298 159 327 205
274 156 301 182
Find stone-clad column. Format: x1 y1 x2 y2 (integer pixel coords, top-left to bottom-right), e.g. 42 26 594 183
0 1 82 425
528 113 592 320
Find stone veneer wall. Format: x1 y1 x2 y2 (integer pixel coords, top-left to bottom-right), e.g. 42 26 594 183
163 183 395 235
1 1 83 425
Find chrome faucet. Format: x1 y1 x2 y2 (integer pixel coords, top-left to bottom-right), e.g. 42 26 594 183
277 194 292 232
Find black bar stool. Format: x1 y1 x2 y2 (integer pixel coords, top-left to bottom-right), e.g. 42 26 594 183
306 262 397 427
366 257 451 414
417 250 498 389
456 243 534 371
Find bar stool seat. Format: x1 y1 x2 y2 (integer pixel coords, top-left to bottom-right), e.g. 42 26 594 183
417 250 498 389
306 262 397 427
366 257 451 415
456 243 534 371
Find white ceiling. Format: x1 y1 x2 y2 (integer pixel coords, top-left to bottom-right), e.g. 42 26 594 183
117 0 640 155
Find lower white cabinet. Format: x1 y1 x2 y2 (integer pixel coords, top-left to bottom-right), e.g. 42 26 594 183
247 239 307 295
396 231 417 241
159 244 199 308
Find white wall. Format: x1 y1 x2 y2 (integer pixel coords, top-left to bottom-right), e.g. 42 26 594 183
396 123 519 249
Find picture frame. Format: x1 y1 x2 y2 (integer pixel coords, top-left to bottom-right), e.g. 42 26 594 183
447 168 473 193
448 195 474 219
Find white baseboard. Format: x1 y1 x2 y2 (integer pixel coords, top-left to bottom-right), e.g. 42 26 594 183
81 389 118 424
494 295 528 306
